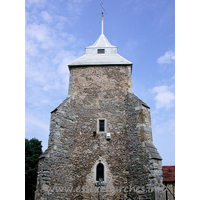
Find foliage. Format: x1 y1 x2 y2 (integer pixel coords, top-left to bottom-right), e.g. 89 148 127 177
25 138 42 200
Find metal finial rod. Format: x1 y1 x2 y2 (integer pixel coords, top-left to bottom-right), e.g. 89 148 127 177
100 3 105 34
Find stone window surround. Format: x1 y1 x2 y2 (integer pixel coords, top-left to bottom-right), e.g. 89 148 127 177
97 118 107 133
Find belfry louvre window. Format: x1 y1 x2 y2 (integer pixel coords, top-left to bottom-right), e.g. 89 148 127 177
97 49 105 54
99 120 105 132
96 163 104 181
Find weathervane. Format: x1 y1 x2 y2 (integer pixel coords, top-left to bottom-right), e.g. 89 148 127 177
100 3 105 34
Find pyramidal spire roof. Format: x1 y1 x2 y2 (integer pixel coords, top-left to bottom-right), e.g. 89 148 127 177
90 33 115 48
68 33 132 67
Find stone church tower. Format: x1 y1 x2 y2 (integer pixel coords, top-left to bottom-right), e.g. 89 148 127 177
35 24 165 199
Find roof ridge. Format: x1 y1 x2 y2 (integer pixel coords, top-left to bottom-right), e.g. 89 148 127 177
102 34 108 47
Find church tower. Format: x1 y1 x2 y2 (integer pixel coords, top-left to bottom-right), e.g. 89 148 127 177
35 13 165 200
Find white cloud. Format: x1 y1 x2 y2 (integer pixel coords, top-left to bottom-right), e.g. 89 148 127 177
25 0 91 148
41 11 52 23
43 81 60 91
66 0 91 15
26 0 47 8
54 50 79 73
26 113 49 133
25 39 39 57
26 23 56 50
157 51 175 64
151 85 175 109
26 65 46 84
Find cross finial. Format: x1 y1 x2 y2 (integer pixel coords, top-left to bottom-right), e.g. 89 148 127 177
100 3 105 34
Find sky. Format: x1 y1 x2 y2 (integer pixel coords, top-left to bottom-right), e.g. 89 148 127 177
25 0 175 165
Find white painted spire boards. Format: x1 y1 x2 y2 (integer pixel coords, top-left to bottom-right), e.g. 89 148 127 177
100 3 105 35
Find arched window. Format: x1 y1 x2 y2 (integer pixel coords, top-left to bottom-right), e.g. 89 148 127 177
96 163 104 181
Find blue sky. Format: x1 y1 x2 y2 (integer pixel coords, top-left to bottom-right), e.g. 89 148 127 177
25 0 175 165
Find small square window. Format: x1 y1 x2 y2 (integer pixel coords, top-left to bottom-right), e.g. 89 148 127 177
97 49 105 54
